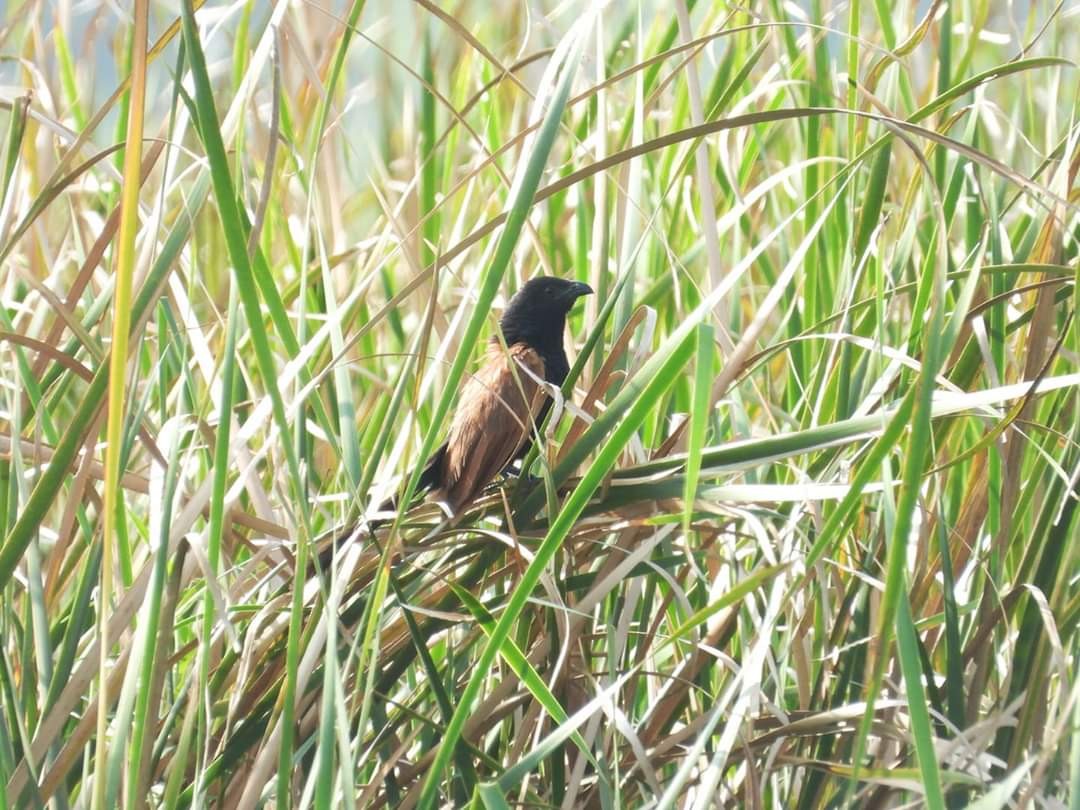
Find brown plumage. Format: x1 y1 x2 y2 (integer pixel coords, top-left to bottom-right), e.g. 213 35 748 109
414 276 592 513
433 342 548 509
315 276 591 570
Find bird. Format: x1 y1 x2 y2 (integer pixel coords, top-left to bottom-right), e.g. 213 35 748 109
414 275 593 511
314 275 592 570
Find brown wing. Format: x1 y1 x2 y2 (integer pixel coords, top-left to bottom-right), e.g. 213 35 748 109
435 342 547 510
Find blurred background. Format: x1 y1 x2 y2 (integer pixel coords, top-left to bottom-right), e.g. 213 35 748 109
0 1 1077 807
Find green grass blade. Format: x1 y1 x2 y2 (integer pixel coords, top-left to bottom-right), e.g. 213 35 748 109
416 327 694 808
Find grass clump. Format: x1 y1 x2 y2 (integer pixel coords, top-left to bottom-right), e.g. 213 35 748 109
0 1 1077 807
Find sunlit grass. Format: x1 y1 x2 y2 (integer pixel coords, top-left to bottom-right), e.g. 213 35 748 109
0 2 1077 807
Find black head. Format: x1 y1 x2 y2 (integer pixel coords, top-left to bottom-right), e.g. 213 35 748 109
499 276 593 350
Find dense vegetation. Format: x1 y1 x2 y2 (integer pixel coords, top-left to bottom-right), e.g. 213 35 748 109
0 1 1077 807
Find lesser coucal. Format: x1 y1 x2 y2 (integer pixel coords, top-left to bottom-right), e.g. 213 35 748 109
317 275 592 568
414 275 593 511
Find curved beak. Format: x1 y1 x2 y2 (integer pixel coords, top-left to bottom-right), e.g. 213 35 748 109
569 281 594 299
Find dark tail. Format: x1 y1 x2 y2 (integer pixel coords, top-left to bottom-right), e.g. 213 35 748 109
312 445 446 575
379 444 443 514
